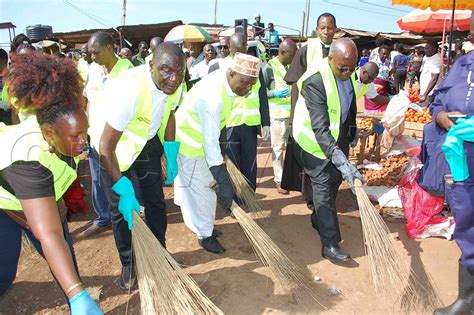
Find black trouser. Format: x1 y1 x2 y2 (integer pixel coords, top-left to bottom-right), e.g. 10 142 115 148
304 162 343 247
99 135 167 266
226 125 258 191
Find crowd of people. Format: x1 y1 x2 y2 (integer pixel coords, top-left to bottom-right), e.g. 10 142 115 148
0 10 473 314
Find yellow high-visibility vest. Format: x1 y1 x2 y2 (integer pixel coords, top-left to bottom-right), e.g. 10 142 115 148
96 65 185 172
306 37 328 68
292 59 355 159
0 116 79 211
226 79 261 127
267 57 291 119
175 73 233 158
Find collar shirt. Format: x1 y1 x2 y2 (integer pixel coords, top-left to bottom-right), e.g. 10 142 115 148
335 76 354 124
191 59 217 80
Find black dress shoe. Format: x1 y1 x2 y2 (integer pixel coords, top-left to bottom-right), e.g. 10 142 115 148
199 236 226 254
212 228 223 238
322 244 350 263
119 265 137 291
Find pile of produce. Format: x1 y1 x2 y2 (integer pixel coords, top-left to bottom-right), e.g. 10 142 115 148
357 118 373 130
405 107 432 123
360 154 409 187
408 87 420 103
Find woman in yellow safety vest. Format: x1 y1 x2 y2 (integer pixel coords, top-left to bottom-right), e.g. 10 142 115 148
0 52 102 314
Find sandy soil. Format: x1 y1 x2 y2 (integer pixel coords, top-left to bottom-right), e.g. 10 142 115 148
0 141 460 314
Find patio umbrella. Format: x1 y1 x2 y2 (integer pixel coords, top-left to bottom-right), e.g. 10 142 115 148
164 24 214 44
392 0 474 66
397 8 471 33
392 0 473 11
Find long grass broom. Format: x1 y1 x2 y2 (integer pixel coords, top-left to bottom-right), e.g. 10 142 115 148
230 202 326 308
354 178 441 311
226 157 263 212
131 212 223 314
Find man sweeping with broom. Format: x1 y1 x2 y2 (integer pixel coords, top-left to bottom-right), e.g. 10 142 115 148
95 43 185 290
174 53 261 253
291 38 364 263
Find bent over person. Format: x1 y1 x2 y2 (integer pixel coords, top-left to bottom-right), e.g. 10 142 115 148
0 52 102 314
93 42 185 290
174 53 261 253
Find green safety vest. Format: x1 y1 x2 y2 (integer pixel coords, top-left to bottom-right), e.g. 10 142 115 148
256 40 268 61
109 58 134 80
267 57 291 119
306 37 328 68
292 58 356 159
87 59 134 141
175 74 233 158
226 78 261 127
106 65 185 172
0 116 79 211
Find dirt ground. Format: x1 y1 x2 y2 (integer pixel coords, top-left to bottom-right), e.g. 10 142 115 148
0 141 460 314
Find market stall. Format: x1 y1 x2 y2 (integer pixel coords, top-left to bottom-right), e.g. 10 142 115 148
353 88 454 239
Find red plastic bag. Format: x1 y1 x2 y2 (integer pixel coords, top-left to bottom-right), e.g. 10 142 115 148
398 165 446 239
63 176 89 214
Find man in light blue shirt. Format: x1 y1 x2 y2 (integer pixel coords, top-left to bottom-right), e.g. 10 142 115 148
264 23 280 56
264 23 279 44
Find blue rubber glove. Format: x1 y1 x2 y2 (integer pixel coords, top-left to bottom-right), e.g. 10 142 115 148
112 176 140 230
273 88 289 98
442 117 474 182
164 141 180 185
70 290 103 315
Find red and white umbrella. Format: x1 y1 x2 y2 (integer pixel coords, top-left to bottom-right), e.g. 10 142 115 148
397 8 471 33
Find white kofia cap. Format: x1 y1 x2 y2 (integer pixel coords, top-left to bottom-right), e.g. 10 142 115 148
231 52 261 78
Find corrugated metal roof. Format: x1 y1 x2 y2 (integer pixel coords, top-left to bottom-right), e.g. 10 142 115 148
52 20 183 48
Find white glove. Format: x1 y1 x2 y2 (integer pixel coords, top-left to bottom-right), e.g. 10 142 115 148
262 126 271 141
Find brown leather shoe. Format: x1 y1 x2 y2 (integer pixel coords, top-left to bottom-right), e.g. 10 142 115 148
80 223 111 238
276 184 289 195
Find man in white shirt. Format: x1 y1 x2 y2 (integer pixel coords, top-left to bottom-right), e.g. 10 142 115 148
97 42 185 290
82 32 134 238
174 53 261 254
419 41 442 105
190 43 217 80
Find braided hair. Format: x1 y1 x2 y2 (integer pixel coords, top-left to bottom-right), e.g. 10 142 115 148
6 52 86 125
